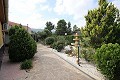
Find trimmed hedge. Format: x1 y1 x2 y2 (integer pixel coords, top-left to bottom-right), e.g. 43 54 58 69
8 26 37 62
95 43 120 80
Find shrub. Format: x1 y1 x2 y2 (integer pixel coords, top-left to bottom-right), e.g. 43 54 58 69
50 42 57 49
57 40 65 46
45 37 54 45
65 40 70 46
51 41 64 52
44 29 52 36
80 37 90 47
65 35 74 44
65 50 72 55
8 25 22 36
56 36 66 41
94 43 120 80
56 41 65 52
81 47 95 62
57 44 64 52
20 59 32 69
9 26 37 62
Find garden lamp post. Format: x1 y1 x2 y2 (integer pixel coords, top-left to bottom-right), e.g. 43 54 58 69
73 33 80 66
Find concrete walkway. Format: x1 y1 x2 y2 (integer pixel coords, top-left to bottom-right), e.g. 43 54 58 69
0 44 93 80
51 48 105 80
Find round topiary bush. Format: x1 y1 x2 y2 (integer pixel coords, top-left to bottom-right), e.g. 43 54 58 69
45 37 54 45
95 43 120 80
8 26 37 62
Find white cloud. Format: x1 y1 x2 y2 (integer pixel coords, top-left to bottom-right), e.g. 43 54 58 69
54 0 65 15
54 0 98 27
40 5 52 12
9 0 120 29
9 0 48 29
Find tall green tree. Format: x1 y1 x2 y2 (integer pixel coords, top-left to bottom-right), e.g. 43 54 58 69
55 19 67 35
73 25 80 33
84 0 120 48
45 21 54 32
73 25 78 32
67 22 72 35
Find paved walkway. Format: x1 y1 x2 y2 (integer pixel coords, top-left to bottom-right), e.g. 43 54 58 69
51 48 105 80
0 44 93 80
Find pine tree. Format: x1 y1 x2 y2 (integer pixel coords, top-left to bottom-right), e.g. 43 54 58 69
84 0 120 48
55 19 67 35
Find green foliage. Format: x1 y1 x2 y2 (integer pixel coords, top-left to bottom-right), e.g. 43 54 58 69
51 41 65 52
57 44 64 52
9 25 22 36
65 35 74 45
81 47 95 62
38 31 47 40
73 25 79 33
50 42 57 49
45 21 54 32
37 29 52 41
45 37 55 45
55 19 67 35
44 29 52 36
67 22 72 35
80 37 90 47
9 26 37 62
50 35 74 52
94 43 120 80
83 0 120 48
20 59 32 69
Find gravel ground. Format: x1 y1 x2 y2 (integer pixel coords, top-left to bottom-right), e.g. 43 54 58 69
0 44 93 80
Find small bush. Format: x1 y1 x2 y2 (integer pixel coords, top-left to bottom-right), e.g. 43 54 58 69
65 50 72 55
94 43 120 80
57 44 64 52
65 35 74 44
80 37 90 47
21 59 32 69
50 42 57 49
51 41 64 52
81 48 95 62
45 37 54 45
65 40 70 46
56 36 65 41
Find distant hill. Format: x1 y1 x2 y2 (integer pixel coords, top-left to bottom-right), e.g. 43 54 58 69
31 28 43 32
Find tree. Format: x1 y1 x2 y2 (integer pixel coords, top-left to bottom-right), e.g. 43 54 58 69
38 29 52 40
45 21 54 32
55 19 67 35
67 22 72 35
84 0 120 48
73 25 78 32
44 29 52 36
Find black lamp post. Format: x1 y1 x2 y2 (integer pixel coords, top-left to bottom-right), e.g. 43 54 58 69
78 41 80 66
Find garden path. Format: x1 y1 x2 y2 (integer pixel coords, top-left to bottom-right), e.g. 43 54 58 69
0 44 93 80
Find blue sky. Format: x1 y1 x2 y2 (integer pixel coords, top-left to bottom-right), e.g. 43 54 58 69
9 0 120 29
